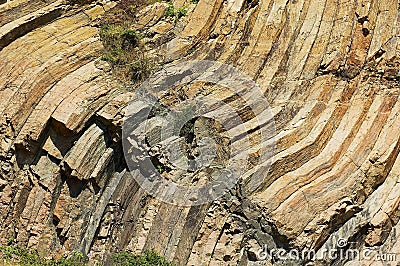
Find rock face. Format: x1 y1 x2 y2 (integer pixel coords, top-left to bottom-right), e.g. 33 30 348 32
0 0 399 265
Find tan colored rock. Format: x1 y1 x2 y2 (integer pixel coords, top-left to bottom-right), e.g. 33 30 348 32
0 0 400 265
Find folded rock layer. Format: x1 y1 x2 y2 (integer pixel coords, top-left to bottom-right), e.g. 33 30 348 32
0 0 399 265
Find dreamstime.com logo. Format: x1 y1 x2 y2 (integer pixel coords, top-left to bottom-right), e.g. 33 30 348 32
256 238 398 263
122 60 276 206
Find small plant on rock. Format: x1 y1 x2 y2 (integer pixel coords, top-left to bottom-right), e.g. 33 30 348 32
112 250 174 266
99 23 154 83
0 244 85 266
165 2 188 21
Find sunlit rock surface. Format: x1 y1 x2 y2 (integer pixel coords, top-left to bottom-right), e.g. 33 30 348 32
0 0 399 265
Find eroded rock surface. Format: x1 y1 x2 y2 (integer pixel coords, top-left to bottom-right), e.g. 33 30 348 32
0 0 399 265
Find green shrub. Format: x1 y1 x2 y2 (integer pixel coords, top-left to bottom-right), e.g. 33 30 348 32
112 250 174 266
0 245 171 266
99 24 142 54
0 245 85 266
99 23 154 82
165 2 176 17
176 7 187 18
165 3 187 21
156 164 164 174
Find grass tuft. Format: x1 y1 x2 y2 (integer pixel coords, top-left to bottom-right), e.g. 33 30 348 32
99 23 154 83
112 250 174 266
0 245 85 266
0 245 173 266
165 2 188 21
